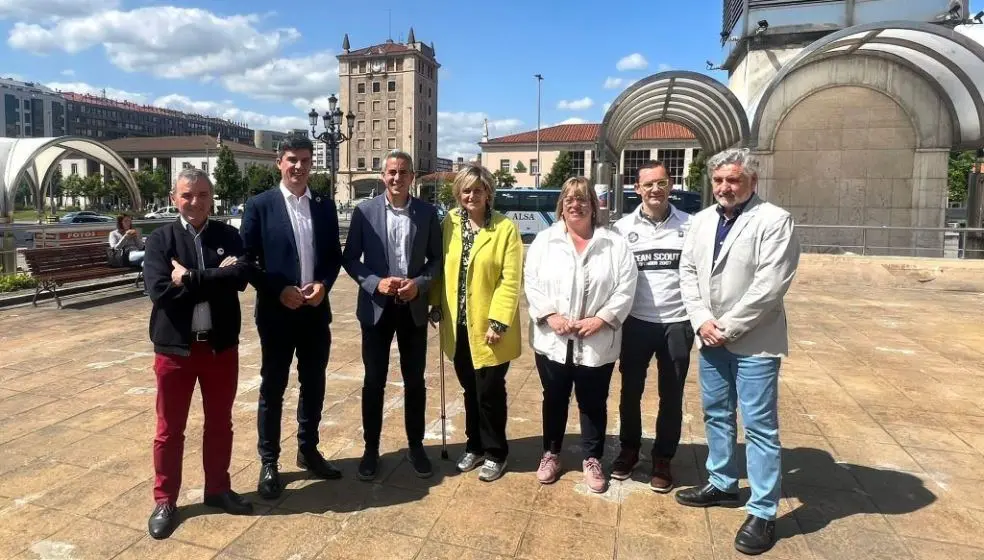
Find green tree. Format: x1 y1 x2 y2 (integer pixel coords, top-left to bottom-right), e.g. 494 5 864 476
541 151 574 189
948 150 977 203
492 169 516 189
81 174 106 208
213 145 244 205
244 163 280 197
685 150 707 191
62 174 85 199
513 161 527 174
437 179 455 208
308 172 332 197
133 169 168 209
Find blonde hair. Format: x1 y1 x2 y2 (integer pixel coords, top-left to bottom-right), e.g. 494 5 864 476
555 176 603 227
451 164 496 209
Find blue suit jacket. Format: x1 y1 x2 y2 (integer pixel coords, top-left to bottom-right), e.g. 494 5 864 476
342 194 443 327
241 186 342 323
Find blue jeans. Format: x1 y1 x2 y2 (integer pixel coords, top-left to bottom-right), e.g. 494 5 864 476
699 346 781 520
128 250 145 267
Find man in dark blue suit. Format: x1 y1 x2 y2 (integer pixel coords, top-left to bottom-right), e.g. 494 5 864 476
241 136 343 499
343 150 442 481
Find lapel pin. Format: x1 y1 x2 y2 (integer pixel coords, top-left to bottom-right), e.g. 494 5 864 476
315 196 322 203
217 248 225 256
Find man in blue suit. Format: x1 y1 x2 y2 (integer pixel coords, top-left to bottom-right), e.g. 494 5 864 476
343 150 443 481
241 136 343 499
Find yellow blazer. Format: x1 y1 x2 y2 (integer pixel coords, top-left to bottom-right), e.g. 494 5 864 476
430 209 524 368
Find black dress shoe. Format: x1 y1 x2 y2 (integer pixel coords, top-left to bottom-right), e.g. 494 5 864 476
257 462 282 499
674 483 741 508
148 502 178 540
297 450 342 480
203 490 254 515
734 514 777 555
358 449 379 481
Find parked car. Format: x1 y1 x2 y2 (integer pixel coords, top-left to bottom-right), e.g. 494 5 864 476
59 213 114 224
144 206 178 219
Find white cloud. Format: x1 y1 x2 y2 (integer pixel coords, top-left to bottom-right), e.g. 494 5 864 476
557 97 594 111
153 94 308 131
46 81 149 104
957 23 984 46
8 7 300 80
555 117 588 126
0 73 24 82
60 69 75 76
658 63 673 72
603 77 624 89
438 111 523 160
616 53 648 71
222 51 339 103
602 102 613 114
0 0 120 21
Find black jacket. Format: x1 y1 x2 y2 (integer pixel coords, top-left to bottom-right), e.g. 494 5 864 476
145 218 250 355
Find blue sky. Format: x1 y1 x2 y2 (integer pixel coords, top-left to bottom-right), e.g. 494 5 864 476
0 0 981 159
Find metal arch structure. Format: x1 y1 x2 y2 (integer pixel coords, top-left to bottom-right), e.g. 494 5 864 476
0 136 140 220
593 71 750 219
749 20 984 151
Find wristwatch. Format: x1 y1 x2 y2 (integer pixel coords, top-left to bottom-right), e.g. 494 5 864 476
181 270 192 285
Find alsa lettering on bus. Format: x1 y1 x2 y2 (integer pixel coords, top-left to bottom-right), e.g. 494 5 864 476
512 212 539 221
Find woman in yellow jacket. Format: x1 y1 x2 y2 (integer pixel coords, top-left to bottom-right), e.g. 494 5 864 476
430 164 523 482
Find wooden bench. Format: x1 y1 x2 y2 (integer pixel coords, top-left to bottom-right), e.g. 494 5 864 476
23 243 142 308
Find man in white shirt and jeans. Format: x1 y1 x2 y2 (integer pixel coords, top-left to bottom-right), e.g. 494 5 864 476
611 160 695 492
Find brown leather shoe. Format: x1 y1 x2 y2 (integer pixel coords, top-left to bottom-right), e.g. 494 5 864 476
610 448 639 481
650 458 673 493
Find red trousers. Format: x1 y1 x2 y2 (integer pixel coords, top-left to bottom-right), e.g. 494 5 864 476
153 342 238 505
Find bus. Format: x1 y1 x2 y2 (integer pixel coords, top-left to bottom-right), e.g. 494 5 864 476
496 188 702 243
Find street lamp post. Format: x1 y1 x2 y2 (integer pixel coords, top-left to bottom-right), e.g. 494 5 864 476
534 74 543 189
309 93 356 201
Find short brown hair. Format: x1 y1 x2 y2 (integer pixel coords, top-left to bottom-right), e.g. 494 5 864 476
555 176 603 227
634 160 668 184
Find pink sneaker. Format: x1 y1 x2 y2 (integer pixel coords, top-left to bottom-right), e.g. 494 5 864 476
536 452 561 484
583 458 607 493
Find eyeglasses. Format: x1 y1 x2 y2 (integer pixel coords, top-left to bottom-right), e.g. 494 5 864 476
562 196 589 207
639 179 671 191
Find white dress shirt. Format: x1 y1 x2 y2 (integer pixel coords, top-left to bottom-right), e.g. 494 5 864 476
179 216 212 332
385 197 411 278
280 183 315 286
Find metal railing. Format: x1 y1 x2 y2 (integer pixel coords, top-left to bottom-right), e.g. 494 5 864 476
794 225 984 259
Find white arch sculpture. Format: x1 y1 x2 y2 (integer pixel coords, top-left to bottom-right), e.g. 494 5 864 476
0 136 140 219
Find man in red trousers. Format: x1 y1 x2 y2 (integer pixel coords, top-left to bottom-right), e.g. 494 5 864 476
143 167 253 539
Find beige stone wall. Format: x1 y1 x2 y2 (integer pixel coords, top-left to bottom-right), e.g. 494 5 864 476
753 57 954 257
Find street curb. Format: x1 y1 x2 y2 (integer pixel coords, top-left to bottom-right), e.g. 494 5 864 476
0 276 142 309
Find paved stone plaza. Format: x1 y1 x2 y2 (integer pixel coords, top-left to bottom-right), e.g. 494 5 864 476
0 274 983 559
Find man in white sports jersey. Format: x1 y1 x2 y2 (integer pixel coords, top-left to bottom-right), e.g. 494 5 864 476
610 160 695 492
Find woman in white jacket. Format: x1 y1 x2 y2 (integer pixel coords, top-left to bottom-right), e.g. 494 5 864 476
524 177 638 493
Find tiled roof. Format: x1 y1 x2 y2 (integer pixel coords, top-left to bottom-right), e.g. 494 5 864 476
484 122 695 144
418 172 457 183
104 136 275 158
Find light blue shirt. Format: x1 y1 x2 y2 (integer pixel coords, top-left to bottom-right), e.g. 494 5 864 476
385 198 411 277
179 215 212 332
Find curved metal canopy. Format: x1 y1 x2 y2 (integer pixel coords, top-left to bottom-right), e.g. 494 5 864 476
0 136 140 218
596 70 749 164
749 21 984 150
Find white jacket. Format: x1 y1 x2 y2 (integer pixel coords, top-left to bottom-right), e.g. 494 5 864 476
524 222 638 366
679 194 800 358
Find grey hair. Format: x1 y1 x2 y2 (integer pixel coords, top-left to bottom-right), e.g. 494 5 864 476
384 150 414 170
170 167 214 194
706 148 759 179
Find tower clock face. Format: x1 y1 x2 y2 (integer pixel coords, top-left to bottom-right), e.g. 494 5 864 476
371 60 384 73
